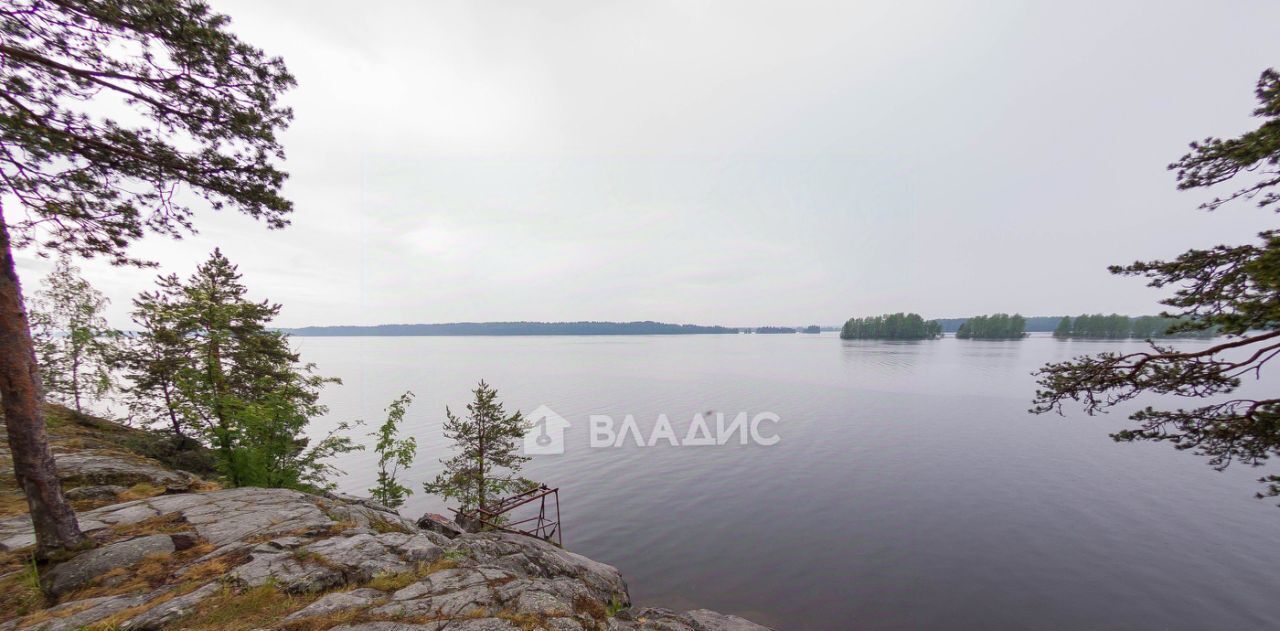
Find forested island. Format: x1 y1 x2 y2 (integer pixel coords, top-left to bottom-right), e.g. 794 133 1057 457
285 321 740 336
755 326 797 334
935 316 1064 333
935 314 1220 338
840 313 943 340
1052 314 1217 339
956 313 1027 339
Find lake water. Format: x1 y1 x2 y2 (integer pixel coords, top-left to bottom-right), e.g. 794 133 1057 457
295 333 1280 630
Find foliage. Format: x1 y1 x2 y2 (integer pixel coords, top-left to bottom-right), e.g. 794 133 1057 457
754 326 796 334
955 313 1026 339
1129 316 1175 339
121 281 189 435
28 256 120 413
0 553 42 621
230 374 359 491
1050 313 1216 339
424 381 536 512
1033 68 1280 500
169 250 288 483
936 316 1076 333
369 391 417 509
124 250 359 490
117 429 218 477
0 0 295 265
1051 313 1130 339
0 0 295 554
840 313 942 340
1053 316 1072 338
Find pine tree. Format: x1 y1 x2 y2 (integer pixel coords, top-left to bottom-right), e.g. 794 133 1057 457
130 250 358 489
369 392 417 509
424 381 536 515
122 287 190 438
0 0 295 556
170 250 294 479
28 257 120 414
1034 69 1280 501
180 251 343 487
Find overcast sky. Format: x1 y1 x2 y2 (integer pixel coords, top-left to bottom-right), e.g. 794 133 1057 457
14 1 1280 328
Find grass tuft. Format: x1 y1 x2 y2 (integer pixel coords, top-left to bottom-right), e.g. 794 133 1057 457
498 608 563 630
180 547 243 583
369 515 413 535
573 593 608 621
167 583 321 631
108 512 189 538
0 553 46 622
365 558 457 592
63 549 178 602
275 607 367 631
116 482 166 502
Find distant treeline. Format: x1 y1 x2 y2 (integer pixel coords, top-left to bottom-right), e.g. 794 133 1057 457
935 316 1063 333
749 325 822 334
956 314 1027 339
841 313 942 340
285 321 739 336
1052 314 1216 339
285 317 1218 339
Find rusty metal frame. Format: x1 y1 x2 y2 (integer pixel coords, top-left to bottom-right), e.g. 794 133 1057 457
454 485 562 546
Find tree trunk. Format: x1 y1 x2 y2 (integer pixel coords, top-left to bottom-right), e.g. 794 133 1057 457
477 412 486 512
205 330 236 485
70 349 81 413
162 384 183 438
0 203 87 558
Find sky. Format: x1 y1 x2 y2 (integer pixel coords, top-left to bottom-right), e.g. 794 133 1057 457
13 1 1280 328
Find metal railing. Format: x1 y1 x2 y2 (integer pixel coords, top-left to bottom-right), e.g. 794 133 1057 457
453 484 562 546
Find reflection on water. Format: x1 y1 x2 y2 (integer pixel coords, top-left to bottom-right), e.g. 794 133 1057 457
297 333 1280 630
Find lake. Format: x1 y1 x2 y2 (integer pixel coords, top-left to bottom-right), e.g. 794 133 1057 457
295 333 1280 630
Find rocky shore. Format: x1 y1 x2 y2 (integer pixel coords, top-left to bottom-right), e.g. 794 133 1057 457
0 409 770 630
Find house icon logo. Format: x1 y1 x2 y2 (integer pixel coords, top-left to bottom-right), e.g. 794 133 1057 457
524 405 571 455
